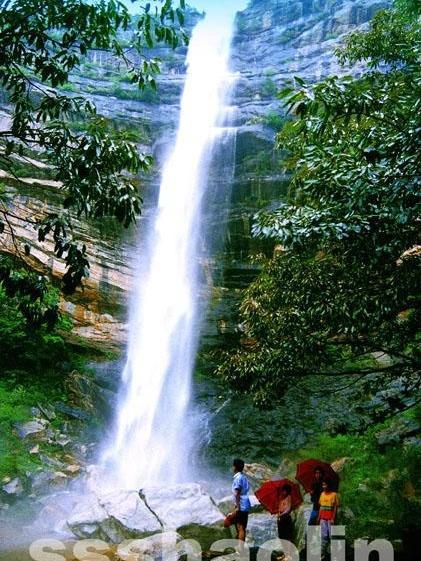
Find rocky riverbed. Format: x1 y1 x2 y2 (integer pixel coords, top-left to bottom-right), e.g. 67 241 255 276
0 461 312 560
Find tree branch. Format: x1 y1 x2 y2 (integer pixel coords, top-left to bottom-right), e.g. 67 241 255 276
299 362 409 378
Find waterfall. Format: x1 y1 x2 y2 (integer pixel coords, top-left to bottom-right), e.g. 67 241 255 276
101 7 240 489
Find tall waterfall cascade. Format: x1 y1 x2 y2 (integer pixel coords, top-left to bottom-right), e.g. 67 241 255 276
101 7 240 489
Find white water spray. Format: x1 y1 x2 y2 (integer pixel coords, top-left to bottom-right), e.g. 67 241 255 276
102 7 239 489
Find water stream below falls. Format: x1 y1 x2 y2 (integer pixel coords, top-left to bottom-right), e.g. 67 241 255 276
100 7 240 489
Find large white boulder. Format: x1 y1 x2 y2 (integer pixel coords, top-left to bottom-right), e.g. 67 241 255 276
140 484 223 529
67 493 109 539
140 484 228 550
66 483 228 549
67 490 162 542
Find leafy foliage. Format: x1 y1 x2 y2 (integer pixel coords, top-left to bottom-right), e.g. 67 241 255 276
0 384 45 480
0 256 105 401
220 1 421 411
289 408 421 546
0 256 59 328
0 266 111 481
0 0 187 297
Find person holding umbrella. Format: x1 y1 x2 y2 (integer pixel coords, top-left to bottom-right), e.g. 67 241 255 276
255 478 303 545
277 483 294 542
309 467 324 525
295 459 339 525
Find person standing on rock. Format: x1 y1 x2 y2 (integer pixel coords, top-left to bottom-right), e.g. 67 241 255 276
317 479 339 560
309 467 324 525
277 483 293 543
232 458 251 541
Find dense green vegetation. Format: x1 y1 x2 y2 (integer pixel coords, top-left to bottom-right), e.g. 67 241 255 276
221 1 420 415
0 274 78 480
218 3 421 551
0 256 61 331
289 409 420 547
0 383 67 481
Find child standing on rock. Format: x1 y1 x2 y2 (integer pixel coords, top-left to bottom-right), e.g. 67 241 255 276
317 479 339 559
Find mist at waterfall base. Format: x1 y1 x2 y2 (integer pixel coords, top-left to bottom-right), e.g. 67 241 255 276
100 8 240 490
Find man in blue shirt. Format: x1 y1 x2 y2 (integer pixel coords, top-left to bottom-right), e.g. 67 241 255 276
232 458 251 541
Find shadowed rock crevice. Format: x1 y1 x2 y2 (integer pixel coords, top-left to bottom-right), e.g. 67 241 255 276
138 488 165 529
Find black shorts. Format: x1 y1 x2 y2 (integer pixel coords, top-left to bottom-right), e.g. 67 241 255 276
235 510 249 528
277 514 293 541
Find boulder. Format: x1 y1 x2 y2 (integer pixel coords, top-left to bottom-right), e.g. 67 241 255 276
2 477 23 496
217 494 263 515
14 419 48 439
216 495 234 515
67 493 109 539
29 469 68 494
37 402 56 421
54 402 91 421
55 434 72 447
65 464 81 475
116 531 184 561
67 490 162 543
140 484 227 550
39 454 66 470
245 508 307 551
376 418 420 447
245 513 276 546
244 463 275 487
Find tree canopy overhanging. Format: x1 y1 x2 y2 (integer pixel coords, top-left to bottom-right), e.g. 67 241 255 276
219 0 421 414
0 0 187 325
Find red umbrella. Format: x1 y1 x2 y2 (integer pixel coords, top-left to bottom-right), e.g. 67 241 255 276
295 459 339 493
255 479 303 514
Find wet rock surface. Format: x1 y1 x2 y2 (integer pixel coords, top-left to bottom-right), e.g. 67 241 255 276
67 489 163 542
14 419 49 439
64 483 228 549
116 531 184 561
1 478 23 497
140 484 227 549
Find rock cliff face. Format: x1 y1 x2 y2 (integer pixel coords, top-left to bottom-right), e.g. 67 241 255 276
202 0 390 350
233 0 389 123
0 0 390 349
